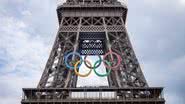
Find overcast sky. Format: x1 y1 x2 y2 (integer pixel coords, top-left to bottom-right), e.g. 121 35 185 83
0 0 185 104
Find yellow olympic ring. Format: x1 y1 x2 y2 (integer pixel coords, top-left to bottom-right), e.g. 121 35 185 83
74 60 92 77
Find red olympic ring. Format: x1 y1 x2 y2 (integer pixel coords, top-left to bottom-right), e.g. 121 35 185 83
103 50 121 70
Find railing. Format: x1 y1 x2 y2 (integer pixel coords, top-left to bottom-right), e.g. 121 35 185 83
57 1 127 8
22 87 165 102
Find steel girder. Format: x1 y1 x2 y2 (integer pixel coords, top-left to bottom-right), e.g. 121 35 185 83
30 1 165 103
66 0 118 5
21 87 165 104
38 14 148 88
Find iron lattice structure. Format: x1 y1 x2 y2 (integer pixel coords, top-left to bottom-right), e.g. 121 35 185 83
22 0 165 104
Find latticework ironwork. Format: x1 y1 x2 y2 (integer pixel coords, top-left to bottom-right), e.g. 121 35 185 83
21 0 165 104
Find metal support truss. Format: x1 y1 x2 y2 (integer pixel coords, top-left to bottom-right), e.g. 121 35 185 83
23 0 165 104
38 14 148 88
66 0 118 5
21 87 165 104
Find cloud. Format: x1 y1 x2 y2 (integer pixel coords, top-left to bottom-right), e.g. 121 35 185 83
0 71 41 104
0 17 49 74
21 10 32 16
0 0 57 103
0 0 185 104
179 0 185 6
127 0 185 104
0 15 50 103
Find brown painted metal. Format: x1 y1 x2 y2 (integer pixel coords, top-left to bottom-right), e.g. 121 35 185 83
22 0 165 104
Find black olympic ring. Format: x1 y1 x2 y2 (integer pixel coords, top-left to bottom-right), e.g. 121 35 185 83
84 55 102 69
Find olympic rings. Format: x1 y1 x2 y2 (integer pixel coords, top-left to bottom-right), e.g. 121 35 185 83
93 60 111 77
64 52 83 70
84 55 102 69
64 50 122 77
74 60 92 77
103 50 121 70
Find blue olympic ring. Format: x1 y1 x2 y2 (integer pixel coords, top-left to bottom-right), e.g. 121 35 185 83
64 52 83 70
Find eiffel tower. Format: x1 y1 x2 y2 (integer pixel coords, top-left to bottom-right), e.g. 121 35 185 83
21 0 165 104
